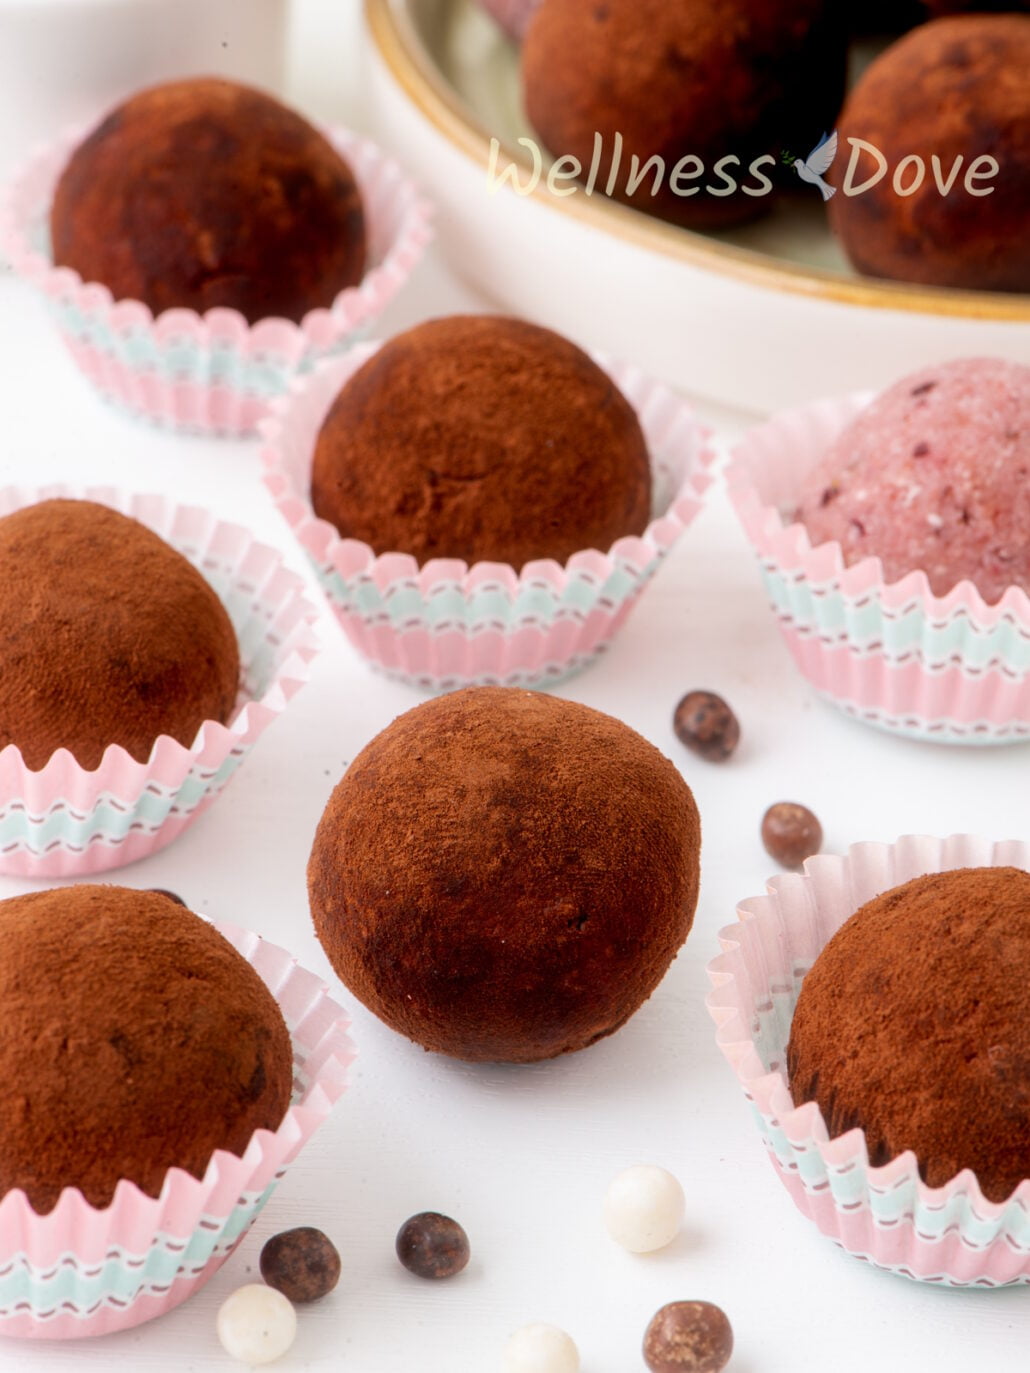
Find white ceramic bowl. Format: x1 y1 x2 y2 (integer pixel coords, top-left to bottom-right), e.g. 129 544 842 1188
366 0 1030 414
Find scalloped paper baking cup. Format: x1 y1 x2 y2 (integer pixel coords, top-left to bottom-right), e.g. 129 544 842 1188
262 345 714 690
727 396 1030 744
0 126 433 436
0 485 318 877
0 920 354 1338
707 834 1030 1287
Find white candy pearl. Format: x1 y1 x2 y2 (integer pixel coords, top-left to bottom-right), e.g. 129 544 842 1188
502 1322 580 1373
603 1164 685 1253
217 1283 298 1366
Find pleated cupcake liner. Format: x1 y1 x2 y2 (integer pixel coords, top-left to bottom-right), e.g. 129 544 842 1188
0 485 319 877
474 0 540 39
0 125 433 436
707 834 1030 1287
261 344 714 691
727 396 1030 744
0 920 355 1338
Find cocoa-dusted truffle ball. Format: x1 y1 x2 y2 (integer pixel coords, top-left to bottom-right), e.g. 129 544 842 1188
0 499 239 770
0 886 293 1213
522 0 846 229
308 687 701 1063
311 316 653 569
788 866 1030 1203
829 16 1030 292
51 78 366 324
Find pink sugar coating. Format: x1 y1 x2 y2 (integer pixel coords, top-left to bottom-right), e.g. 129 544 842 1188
796 358 1030 604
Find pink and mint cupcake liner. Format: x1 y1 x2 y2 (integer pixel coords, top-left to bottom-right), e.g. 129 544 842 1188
707 834 1030 1287
475 0 541 39
727 396 1030 744
262 344 714 691
0 920 355 1338
0 485 318 877
0 126 433 437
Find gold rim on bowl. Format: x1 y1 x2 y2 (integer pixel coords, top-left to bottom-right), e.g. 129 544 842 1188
366 0 1030 323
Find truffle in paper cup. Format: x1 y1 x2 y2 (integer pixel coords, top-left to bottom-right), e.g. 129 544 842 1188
0 919 354 1338
707 833 1030 1286
261 344 713 691
0 126 433 437
0 485 318 878
727 397 1030 745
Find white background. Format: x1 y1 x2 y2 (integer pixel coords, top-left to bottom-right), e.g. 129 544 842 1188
0 3 1027 1370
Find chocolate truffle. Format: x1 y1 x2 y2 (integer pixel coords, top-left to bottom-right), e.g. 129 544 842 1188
311 316 653 569
522 0 846 229
828 16 1030 292
788 866 1030 1203
0 886 293 1213
0 499 240 770
308 687 701 1063
796 358 1030 603
51 78 366 324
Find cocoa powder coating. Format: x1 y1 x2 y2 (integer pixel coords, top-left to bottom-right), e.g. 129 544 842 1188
788 866 1030 1203
828 16 1030 291
51 77 366 324
308 687 701 1063
310 315 653 570
0 886 294 1213
522 0 846 229
0 499 240 770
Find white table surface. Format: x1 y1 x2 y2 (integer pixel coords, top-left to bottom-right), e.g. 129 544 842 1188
0 5 1028 1371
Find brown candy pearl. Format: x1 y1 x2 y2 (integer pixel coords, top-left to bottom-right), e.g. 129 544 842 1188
643 1301 733 1373
761 802 823 870
395 1212 470 1280
260 1227 341 1303
673 691 740 763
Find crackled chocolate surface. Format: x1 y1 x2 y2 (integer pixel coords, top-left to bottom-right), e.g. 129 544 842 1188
310 315 653 570
51 77 366 323
308 687 701 1063
0 886 293 1213
788 866 1030 1203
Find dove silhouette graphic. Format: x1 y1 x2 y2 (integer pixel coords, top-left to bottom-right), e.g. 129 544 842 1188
792 131 838 200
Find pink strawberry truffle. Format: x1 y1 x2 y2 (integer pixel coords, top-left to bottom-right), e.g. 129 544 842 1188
796 358 1030 604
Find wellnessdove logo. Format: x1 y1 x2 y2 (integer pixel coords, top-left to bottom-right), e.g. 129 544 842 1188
783 131 838 201
486 131 1000 202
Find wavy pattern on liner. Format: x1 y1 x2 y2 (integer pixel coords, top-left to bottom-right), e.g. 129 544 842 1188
727 397 1030 744
262 345 715 690
0 485 319 876
0 127 433 436
0 923 354 1339
706 835 1030 1286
